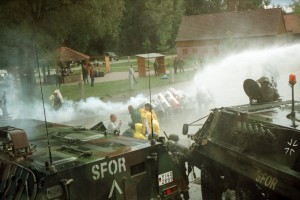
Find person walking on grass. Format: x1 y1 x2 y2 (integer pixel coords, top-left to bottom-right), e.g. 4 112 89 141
129 65 137 83
90 66 95 87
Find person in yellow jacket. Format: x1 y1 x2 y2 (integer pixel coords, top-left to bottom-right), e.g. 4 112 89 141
151 119 160 134
146 118 160 140
139 106 147 119
133 123 146 140
142 103 160 135
139 105 148 134
144 103 158 121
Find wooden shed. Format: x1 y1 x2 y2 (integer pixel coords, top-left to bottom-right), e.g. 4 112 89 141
58 47 90 62
136 53 165 77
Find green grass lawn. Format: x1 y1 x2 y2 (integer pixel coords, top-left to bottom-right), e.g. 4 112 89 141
71 61 140 74
41 70 195 101
109 61 138 72
40 56 196 101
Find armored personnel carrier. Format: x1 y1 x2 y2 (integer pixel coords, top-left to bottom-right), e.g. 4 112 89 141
183 76 300 199
0 118 188 199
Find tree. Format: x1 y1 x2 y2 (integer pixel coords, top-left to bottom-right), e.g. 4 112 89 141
224 0 265 11
291 0 300 14
142 37 152 52
0 0 125 101
35 0 125 55
185 0 225 15
0 1 38 99
119 0 185 55
263 0 271 8
118 0 147 55
144 0 185 52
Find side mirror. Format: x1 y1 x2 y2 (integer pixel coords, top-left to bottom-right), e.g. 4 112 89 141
182 124 189 135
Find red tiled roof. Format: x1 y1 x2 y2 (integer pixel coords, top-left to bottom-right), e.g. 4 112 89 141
176 8 285 41
283 14 300 33
59 47 90 62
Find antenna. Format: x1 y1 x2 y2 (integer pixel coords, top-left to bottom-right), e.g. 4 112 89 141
287 73 298 128
147 53 155 145
34 42 54 169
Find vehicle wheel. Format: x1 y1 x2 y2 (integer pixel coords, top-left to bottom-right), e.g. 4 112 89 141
201 161 223 200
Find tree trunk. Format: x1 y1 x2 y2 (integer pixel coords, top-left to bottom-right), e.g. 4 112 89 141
18 46 36 103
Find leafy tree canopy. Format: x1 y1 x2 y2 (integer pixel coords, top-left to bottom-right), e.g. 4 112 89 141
0 0 125 100
291 0 300 14
0 0 125 68
118 0 185 55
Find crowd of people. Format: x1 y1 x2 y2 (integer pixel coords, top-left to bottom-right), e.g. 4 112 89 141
56 62 73 86
54 56 185 89
173 56 184 74
108 103 161 140
82 62 95 87
55 61 104 87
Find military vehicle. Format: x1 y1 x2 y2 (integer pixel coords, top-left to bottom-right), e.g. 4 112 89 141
182 75 300 199
0 118 189 200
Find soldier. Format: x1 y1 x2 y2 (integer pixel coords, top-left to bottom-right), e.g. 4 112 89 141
257 77 280 102
167 134 191 200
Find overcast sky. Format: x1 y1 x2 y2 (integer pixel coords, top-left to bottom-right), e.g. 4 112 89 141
271 0 293 13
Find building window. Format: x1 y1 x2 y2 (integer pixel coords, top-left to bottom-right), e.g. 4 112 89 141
182 49 188 55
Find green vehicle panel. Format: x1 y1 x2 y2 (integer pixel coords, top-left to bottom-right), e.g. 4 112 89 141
0 119 187 200
184 78 300 199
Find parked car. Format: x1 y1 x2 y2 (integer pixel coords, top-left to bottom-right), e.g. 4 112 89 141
104 52 119 61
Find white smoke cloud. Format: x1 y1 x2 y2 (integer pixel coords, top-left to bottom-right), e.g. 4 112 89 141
192 43 300 107
8 93 148 128
2 43 300 132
